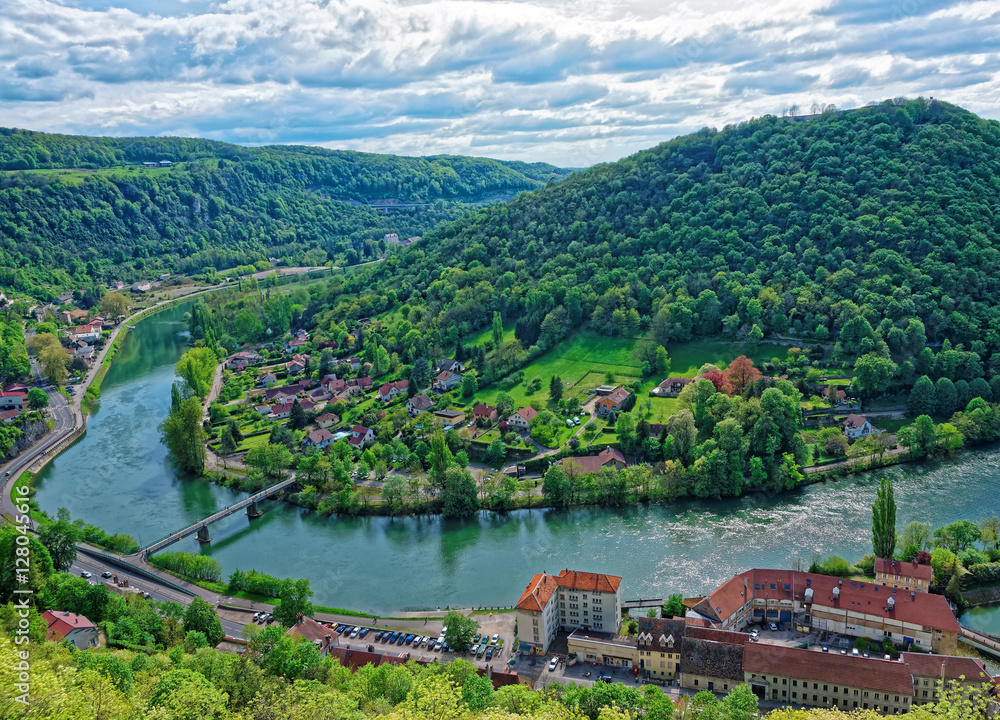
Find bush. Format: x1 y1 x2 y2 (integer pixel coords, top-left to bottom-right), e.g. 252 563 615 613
958 548 990 567
967 563 1000 585
150 551 223 582
227 568 285 598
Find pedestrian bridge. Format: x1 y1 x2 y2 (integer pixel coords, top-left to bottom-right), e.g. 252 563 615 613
140 476 297 558
958 624 1000 661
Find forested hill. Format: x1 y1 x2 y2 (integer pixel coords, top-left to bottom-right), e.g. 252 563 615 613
321 98 1000 362
0 128 569 299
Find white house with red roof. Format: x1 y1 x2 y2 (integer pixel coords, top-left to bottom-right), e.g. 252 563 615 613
843 414 876 440
432 370 462 392
348 425 374 450
268 402 293 420
515 568 623 654
303 428 335 449
1 409 21 423
507 406 538 430
316 413 339 429
43 610 98 650
0 390 26 410
377 379 408 403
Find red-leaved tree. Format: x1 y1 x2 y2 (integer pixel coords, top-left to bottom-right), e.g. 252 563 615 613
724 355 762 394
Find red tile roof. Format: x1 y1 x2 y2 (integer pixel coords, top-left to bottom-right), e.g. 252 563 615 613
42 610 95 641
698 569 959 634
900 652 989 681
555 568 622 594
516 406 538 422
843 413 869 428
515 573 561 612
875 558 933 582
563 447 627 475
744 644 914 695
473 404 497 417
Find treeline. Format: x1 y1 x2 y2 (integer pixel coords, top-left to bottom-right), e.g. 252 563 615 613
308 99 1000 399
0 129 569 299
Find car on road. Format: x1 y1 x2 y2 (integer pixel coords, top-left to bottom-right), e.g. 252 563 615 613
80 571 91 578
598 676 613 684
4 471 10 476
548 657 558 672
768 622 778 631
101 571 113 578
822 645 829 652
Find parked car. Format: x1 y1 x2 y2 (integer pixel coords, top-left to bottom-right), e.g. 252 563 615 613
573 417 581 425
336 625 347 633
350 627 360 638
388 632 399 643
485 647 494 661
777 622 785 631
598 676 613 684
375 631 384 641
397 634 407 645
405 634 415 645
768 622 778 631
471 644 480 656
477 645 487 658
264 614 273 623
434 641 443 651
491 633 499 644
548 657 558 672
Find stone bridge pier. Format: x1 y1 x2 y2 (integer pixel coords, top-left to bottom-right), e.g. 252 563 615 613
196 525 212 543
246 501 261 518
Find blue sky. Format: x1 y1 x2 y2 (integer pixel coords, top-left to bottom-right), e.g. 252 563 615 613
2 0 999 165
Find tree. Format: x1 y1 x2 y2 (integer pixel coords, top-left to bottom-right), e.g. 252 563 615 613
872 477 896 559
492 311 504 348
245 443 293 478
428 432 453 487
542 465 570 507
747 323 763 351
171 382 182 413
184 596 225 647
442 468 479 517
655 346 671 376
724 355 762 394
317 349 334 379
26 387 49 410
549 375 563 402
484 439 506 468
410 356 431 390
288 399 307 430
271 578 315 626
899 521 932 551
662 593 685 619
854 353 896 397
38 519 79 571
159 396 207 473
442 610 478 651
219 426 238 456
935 377 958 417
100 291 131 322
149 668 228 719
176 347 218 398
722 684 760 720
936 422 964 452
462 672 495 711
461 372 478 398
39 343 69 386
496 391 515 418
980 516 1000 551
909 375 936 416
899 414 937 457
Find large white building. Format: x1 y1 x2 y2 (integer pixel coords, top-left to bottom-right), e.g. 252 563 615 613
515 568 622 654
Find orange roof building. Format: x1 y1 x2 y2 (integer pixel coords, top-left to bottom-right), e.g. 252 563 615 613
42 610 99 650
515 568 623 654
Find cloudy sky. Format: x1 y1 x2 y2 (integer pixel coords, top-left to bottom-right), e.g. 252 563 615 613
2 0 999 165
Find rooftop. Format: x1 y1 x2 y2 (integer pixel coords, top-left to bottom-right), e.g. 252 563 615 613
744 644 915 695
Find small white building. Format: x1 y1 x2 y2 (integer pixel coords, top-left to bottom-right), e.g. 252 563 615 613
842 413 876 440
507 406 538 430
43 610 98 650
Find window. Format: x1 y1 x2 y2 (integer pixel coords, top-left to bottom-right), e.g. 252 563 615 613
783 679 787 685
532 619 538 626
824 685 828 691
792 693 797 700
793 681 798 687
660 661 665 668
813 683 818 690
813 695 818 702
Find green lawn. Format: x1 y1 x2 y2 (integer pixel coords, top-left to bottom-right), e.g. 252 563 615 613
666 340 788 377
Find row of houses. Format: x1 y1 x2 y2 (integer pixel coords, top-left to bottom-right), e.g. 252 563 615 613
516 565 986 715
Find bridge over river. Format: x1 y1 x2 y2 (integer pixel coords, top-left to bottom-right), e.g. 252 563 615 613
140 476 297 558
959 624 1000 661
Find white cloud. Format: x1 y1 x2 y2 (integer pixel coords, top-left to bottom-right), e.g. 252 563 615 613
0 0 998 164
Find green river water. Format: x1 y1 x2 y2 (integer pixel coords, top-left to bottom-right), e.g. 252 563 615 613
32 302 1000 632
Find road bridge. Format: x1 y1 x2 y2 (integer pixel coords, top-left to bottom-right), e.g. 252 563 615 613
140 476 297 558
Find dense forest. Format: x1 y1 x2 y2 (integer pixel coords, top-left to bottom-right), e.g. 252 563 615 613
0 129 570 300
308 99 1000 391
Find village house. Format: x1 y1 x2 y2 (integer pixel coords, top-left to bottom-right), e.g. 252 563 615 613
316 413 339 429
55 293 74 305
109 281 125 291
377 379 408 403
473 404 498 423
303 428 335 449
515 568 623 654
874 558 932 594
433 409 466 427
596 386 633 416
285 616 340 656
507 406 538 430
635 617 690 682
562 447 627 475
347 377 373 395
1 409 21 423
689 568 960 654
405 393 435 416
286 354 309 375
260 372 278 386
322 374 347 395
0 390 26 410
843 414 877 440
298 399 316 412
269 402 293 420
651 377 694 397
343 356 362 370
254 404 272 415
433 370 462 392
822 387 849 404
308 387 330 404
227 350 263 370
285 338 308 352
43 610 99 650
384 232 400 244
348 425 375 450
265 384 307 402
435 358 465 374
69 322 102 342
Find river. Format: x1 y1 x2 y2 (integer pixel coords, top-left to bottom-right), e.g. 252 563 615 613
33 302 1000 627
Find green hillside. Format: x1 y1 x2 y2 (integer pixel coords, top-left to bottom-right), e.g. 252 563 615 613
0 128 570 299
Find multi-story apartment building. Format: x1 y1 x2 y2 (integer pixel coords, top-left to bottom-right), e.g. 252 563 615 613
515 569 622 654
875 558 933 594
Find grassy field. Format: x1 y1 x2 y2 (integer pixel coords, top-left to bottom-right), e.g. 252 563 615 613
472 332 789 426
